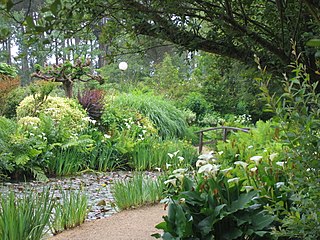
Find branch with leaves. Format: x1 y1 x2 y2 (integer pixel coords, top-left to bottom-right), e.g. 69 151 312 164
31 58 104 98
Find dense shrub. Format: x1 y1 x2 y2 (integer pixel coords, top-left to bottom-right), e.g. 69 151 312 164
2 87 29 118
0 74 20 116
16 95 88 133
259 57 320 239
182 92 209 122
77 89 105 120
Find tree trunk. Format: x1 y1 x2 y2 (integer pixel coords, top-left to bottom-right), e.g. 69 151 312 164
64 80 73 98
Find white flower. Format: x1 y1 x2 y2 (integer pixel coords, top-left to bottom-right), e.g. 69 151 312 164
178 156 184 162
275 182 285 188
218 151 223 155
250 167 258 172
165 163 172 169
276 161 285 168
234 161 248 169
104 134 111 139
164 178 177 187
173 168 186 174
125 122 131 129
248 145 253 149
196 160 207 167
198 151 214 161
244 186 254 192
220 167 233 174
235 154 240 157
142 130 147 135
168 153 174 159
227 177 240 184
198 163 213 173
179 198 186 204
173 150 180 156
154 167 161 172
198 164 220 175
250 156 263 165
269 153 278 161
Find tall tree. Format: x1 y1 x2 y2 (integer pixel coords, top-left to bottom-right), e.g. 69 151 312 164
1 1 320 89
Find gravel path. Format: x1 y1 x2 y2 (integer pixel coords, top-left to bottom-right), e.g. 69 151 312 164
49 204 166 240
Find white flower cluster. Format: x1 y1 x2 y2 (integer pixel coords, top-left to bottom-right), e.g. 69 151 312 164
234 114 252 125
196 152 221 175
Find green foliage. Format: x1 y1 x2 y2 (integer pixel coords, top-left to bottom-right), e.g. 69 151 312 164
182 92 209 122
131 137 197 171
16 95 88 134
0 73 20 116
0 117 17 175
157 153 278 239
112 173 164 210
32 59 104 98
0 188 54 240
102 92 188 139
216 121 284 166
47 147 85 177
0 63 17 77
87 137 120 172
193 53 273 122
1 86 29 119
259 53 320 239
51 187 88 234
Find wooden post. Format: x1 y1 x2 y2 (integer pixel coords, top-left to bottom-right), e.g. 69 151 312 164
223 128 228 142
199 132 203 154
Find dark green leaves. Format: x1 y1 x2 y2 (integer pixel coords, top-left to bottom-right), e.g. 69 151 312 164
306 39 320 47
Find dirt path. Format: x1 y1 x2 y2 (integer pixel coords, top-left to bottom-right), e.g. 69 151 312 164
50 204 166 240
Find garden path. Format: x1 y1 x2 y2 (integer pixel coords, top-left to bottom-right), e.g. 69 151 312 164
49 204 166 240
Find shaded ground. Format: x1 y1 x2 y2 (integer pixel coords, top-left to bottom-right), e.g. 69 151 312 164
50 204 166 240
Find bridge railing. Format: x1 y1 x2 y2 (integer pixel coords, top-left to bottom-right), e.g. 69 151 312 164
195 126 250 153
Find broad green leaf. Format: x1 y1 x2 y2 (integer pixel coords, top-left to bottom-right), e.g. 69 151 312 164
251 211 274 230
28 148 42 157
229 191 257 212
213 204 226 217
222 228 243 240
198 215 215 235
15 155 30 165
255 231 269 237
155 221 167 230
25 16 35 28
162 232 176 240
151 233 162 238
50 0 61 16
306 39 320 47
174 204 188 237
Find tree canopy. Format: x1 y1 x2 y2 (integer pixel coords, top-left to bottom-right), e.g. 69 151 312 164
1 0 320 88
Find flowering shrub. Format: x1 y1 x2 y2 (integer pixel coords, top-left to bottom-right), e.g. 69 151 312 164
16 95 88 133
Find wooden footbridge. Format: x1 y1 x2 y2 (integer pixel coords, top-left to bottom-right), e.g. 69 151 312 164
195 126 250 153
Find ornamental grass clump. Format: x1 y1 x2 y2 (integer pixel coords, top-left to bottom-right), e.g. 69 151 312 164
0 188 54 240
112 174 164 210
102 92 188 139
131 137 197 171
51 187 88 234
